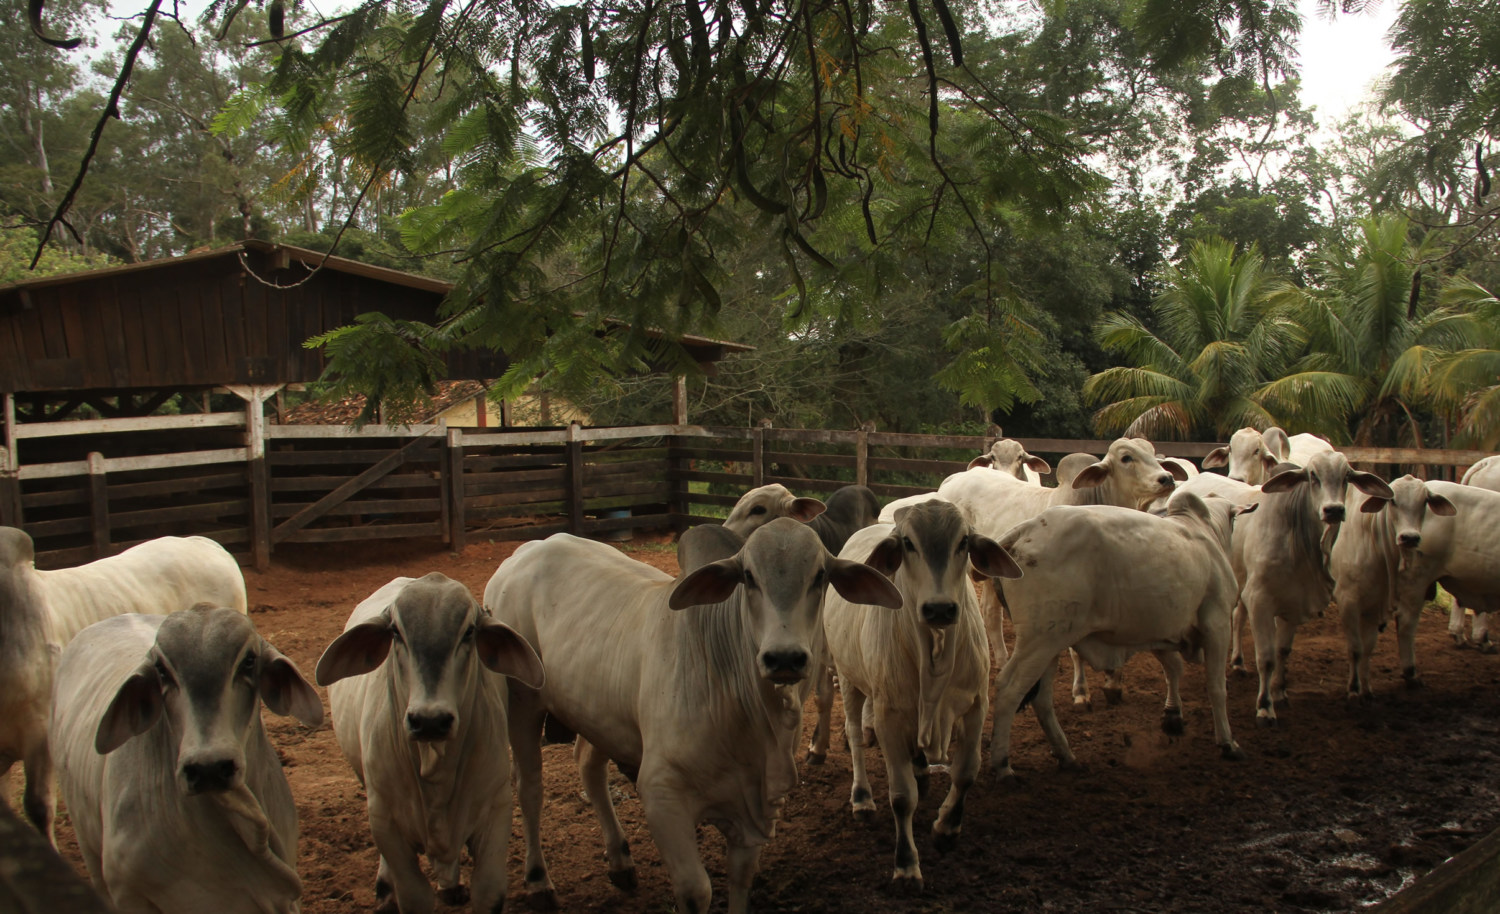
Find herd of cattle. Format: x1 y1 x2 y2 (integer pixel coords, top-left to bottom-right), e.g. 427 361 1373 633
2 428 1499 914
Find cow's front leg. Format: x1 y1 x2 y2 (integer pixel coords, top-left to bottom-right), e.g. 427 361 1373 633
1474 611 1494 653
724 837 764 914
933 693 985 852
640 789 711 914
506 692 557 909
807 666 833 765
1395 600 1426 688
577 737 636 889
370 802 435 914
467 792 513 914
1271 616 1298 705
1248 594 1279 726
841 679 877 821
1153 649 1184 735
1068 648 1092 709
1342 601 1378 703
876 712 923 891
21 736 54 847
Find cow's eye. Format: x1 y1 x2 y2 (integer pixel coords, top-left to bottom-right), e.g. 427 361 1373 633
239 653 257 678
1121 455 1133 464
154 659 174 687
810 569 825 591
750 505 767 516
901 536 915 552
390 627 405 645
956 535 969 554
461 624 475 643
745 569 757 589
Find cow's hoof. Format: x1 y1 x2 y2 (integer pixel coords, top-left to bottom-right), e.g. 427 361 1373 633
932 828 959 853
607 867 638 891
1220 743 1245 761
1057 757 1086 773
1479 641 1497 655
1451 635 1469 649
806 751 826 766
525 888 560 911
438 885 470 906
1072 696 1093 711
1161 710 1185 736
374 895 398 914
1404 675 1427 690
853 805 878 823
1103 688 1124 707
890 872 924 894
1255 715 1278 729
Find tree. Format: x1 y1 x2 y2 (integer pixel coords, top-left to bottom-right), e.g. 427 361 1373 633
1083 236 1301 439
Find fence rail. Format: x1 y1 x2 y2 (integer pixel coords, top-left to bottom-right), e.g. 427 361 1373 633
1 408 1491 570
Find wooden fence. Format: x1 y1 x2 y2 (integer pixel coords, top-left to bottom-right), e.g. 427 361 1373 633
1 407 1492 570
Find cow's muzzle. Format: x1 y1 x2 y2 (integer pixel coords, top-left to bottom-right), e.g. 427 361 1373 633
406 710 456 741
180 757 239 795
921 601 959 627
761 649 809 683
1398 532 1421 548
1322 505 1346 523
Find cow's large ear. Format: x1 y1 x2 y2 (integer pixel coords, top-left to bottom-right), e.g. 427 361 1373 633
96 661 162 754
1202 447 1230 469
1161 459 1189 481
1023 455 1052 475
315 613 394 687
969 535 1022 580
826 557 903 608
258 643 324 728
1427 492 1458 516
967 455 994 470
789 498 827 523
1349 470 1394 500
1262 427 1291 461
863 534 903 577
1260 468 1307 493
477 618 545 689
670 558 743 609
1360 496 1388 514
1232 502 1259 518
1071 461 1110 489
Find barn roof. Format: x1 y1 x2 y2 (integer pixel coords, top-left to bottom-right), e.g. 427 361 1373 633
0 241 751 395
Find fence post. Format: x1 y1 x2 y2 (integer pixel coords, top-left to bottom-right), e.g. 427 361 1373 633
87 452 109 559
447 427 467 552
672 375 688 425
856 421 873 487
224 385 278 572
753 419 771 487
566 421 585 535
1 394 18 527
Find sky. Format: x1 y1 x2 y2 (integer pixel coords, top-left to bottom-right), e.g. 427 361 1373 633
1296 0 1401 129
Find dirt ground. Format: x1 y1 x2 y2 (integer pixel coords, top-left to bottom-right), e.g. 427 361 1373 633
41 531 1500 913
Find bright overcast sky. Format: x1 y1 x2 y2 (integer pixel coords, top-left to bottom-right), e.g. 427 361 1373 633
1296 0 1400 129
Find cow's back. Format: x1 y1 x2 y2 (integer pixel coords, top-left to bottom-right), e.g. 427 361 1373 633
37 537 247 645
1463 456 1500 492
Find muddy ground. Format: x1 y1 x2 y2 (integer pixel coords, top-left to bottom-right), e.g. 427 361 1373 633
40 532 1500 913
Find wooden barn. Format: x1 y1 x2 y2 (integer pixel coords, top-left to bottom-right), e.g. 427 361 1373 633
0 241 750 569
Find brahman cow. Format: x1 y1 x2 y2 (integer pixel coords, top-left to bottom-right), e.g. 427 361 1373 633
721 483 825 537
485 519 900 914
1331 475 1456 700
824 501 1019 889
938 437 1185 704
967 437 1052 484
1233 452 1393 726
0 528 246 844
990 493 1247 775
50 607 321 913
1203 427 1290 485
316 574 544 914
1449 459 1500 648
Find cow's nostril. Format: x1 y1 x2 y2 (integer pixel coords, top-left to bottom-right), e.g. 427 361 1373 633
1399 534 1421 547
921 602 959 626
181 758 238 793
762 649 808 674
1323 506 1346 522
406 711 455 740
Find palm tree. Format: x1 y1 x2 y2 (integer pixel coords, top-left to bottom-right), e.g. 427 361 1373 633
1083 237 1301 440
1425 279 1500 448
1260 215 1497 446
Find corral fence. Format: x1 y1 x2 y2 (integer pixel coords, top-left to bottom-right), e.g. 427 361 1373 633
0 405 1491 570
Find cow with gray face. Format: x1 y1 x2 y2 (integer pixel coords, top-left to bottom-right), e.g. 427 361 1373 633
1 527 246 845
721 483 826 538
1233 451 1393 726
49 607 321 913
1203 427 1291 485
968 438 1052 484
1331 475 1456 700
317 573 544 914
824 501 1020 889
486 520 900 914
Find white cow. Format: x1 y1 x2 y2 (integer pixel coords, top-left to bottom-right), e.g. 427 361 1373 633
938 438 1185 704
1450 458 1500 648
824 501 1019 888
968 438 1052 484
316 574 545 914
722 483 826 537
1234 452 1393 726
0 528 246 844
49 607 322 913
1202 427 1290 485
486 519 900 914
1331 475 1456 700
989 493 1247 776
1286 433 1336 466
